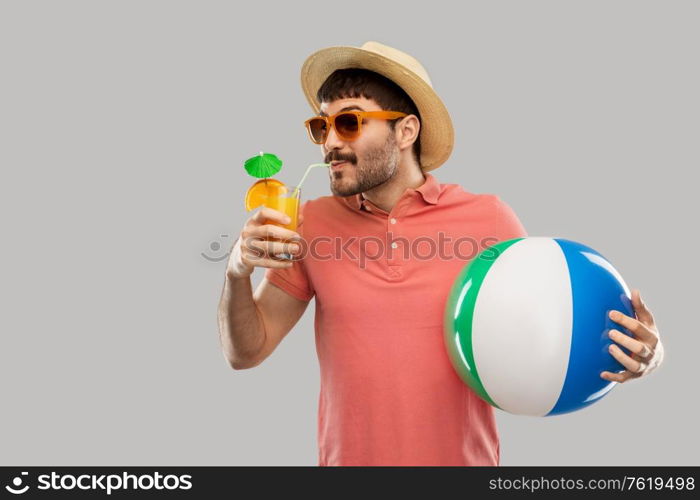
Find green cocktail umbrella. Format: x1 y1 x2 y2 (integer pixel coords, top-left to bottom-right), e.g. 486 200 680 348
244 151 283 178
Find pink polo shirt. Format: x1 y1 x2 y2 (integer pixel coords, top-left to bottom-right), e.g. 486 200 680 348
264 172 527 466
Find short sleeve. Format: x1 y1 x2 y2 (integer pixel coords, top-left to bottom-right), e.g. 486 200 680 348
264 201 315 302
491 195 528 241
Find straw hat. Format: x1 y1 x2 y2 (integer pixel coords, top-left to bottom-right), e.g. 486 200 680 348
300 41 454 172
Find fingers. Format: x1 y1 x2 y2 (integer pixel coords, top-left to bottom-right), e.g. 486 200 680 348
608 329 652 358
236 206 304 271
239 249 295 270
252 207 299 233
608 343 645 374
600 370 635 383
608 309 656 344
252 206 288 225
250 257 294 269
631 288 655 326
245 237 301 261
601 296 660 384
247 208 302 241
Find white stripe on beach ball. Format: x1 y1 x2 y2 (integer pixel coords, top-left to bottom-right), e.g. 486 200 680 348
472 237 573 416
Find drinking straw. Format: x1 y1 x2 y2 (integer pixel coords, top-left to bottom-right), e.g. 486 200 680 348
274 163 328 261
292 163 330 196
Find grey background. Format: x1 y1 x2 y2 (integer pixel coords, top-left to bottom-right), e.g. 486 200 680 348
1 0 697 466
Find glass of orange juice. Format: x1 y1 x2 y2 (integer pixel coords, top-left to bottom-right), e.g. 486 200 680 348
245 179 301 260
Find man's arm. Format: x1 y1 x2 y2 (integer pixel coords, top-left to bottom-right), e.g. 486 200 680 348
218 272 309 370
218 206 309 369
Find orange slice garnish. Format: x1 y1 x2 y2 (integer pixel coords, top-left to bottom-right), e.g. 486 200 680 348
245 178 288 211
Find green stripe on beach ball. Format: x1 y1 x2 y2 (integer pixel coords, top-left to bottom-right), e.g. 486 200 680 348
444 238 524 408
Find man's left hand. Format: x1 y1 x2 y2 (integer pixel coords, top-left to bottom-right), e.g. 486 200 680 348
601 289 664 383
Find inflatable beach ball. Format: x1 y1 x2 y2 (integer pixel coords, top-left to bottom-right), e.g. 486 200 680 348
443 237 634 416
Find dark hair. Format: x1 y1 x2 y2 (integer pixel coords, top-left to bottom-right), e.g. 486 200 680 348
316 68 421 162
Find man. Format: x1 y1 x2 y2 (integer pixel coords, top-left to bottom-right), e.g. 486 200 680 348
218 41 664 466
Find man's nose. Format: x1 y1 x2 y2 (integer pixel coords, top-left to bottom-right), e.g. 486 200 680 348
323 124 346 152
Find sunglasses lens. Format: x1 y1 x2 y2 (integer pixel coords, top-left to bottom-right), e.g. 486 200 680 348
307 118 327 143
335 113 360 139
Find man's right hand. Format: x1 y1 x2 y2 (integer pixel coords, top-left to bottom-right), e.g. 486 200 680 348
226 207 303 279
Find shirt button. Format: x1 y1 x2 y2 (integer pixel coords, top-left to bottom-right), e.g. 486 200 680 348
391 242 398 249
390 218 397 224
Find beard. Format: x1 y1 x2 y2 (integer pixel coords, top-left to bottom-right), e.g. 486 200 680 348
329 132 400 197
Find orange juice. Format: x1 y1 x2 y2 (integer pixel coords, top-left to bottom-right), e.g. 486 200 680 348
264 190 300 231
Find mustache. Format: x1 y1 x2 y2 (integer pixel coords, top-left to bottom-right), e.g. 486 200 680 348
325 153 356 164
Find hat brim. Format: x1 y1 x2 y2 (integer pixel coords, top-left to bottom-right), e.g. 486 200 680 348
301 45 454 172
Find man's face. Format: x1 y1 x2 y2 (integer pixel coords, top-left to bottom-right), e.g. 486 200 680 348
319 96 400 197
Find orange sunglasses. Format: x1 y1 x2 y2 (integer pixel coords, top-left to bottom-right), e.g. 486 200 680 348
304 110 408 144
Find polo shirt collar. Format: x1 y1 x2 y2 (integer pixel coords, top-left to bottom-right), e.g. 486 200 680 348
343 173 440 211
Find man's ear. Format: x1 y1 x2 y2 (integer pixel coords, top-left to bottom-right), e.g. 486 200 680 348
396 115 420 152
